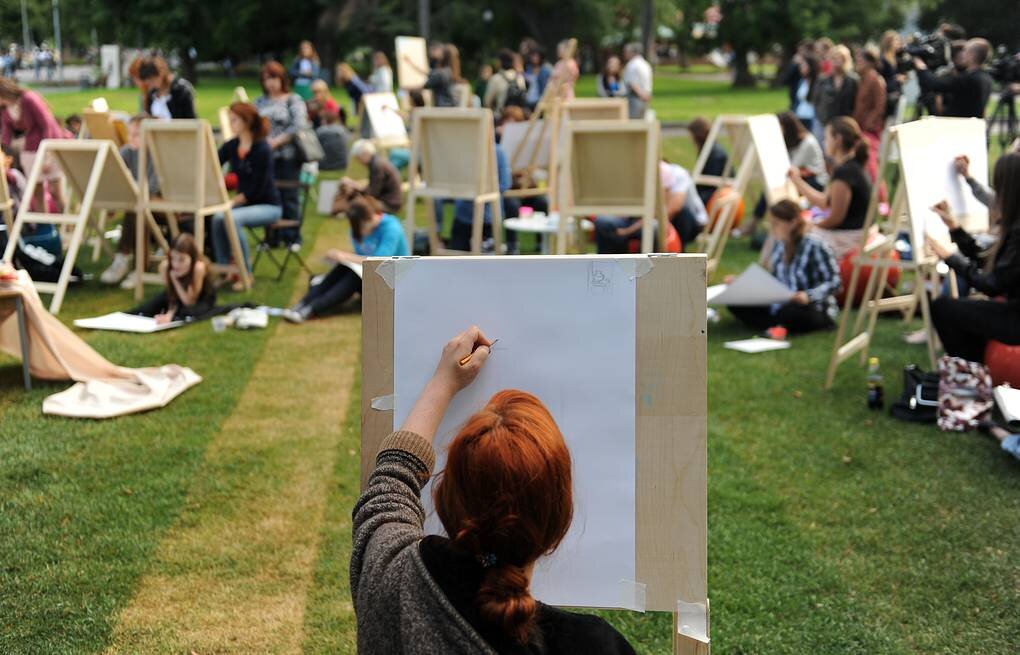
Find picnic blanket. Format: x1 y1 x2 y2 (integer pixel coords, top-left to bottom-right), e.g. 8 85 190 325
0 269 201 418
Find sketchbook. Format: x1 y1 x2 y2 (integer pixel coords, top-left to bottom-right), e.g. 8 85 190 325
994 385 1020 424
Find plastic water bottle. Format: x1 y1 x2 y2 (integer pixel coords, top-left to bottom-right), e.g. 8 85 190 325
866 357 884 410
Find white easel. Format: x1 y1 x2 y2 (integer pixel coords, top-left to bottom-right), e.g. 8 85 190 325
404 108 503 255
137 119 249 299
2 139 160 314
691 114 799 275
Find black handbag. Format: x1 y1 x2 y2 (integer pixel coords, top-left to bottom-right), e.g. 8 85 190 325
890 364 939 423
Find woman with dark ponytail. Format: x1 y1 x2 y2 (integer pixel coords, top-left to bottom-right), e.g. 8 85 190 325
351 327 635 654
788 115 872 259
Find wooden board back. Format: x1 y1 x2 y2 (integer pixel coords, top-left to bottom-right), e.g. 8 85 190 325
82 109 128 147
412 108 496 197
561 97 628 122
141 119 228 210
44 140 138 210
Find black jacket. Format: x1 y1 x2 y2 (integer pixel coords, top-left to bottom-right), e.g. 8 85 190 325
947 226 1020 308
918 68 993 118
145 77 197 119
218 138 281 208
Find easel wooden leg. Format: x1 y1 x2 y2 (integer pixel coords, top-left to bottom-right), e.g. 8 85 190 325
470 199 485 255
223 206 251 289
673 600 710 655
491 196 503 256
134 205 146 300
919 265 939 368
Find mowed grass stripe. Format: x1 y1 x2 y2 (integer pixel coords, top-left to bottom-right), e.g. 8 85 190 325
104 214 358 653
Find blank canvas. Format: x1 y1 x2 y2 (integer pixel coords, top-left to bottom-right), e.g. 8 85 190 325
363 92 408 143
396 36 428 89
746 114 792 195
392 257 637 608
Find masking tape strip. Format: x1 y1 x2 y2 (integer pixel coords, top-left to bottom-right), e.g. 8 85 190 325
676 600 710 644
612 256 655 281
370 394 395 411
374 257 419 289
618 579 647 613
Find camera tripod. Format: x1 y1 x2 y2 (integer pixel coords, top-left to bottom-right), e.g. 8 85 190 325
988 90 1017 150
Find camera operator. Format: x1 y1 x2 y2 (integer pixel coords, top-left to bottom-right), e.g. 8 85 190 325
913 38 993 118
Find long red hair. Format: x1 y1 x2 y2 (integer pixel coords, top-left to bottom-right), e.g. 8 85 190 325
229 101 270 141
434 390 573 644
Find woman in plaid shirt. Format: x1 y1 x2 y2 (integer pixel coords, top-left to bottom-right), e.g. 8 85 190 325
729 199 841 334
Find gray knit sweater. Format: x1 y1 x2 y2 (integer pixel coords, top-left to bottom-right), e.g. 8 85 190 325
350 431 636 655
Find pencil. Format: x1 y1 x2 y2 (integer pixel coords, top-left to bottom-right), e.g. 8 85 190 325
459 339 498 366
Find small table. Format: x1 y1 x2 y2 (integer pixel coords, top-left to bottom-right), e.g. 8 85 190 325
0 286 31 390
503 214 594 255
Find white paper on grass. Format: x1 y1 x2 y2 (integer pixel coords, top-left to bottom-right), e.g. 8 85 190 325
994 385 1020 423
317 180 338 216
724 337 792 354
895 117 989 251
707 263 793 306
393 256 637 609
73 312 183 333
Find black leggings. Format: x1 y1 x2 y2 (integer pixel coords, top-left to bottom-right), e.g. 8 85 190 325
299 264 362 316
931 297 1020 363
728 302 834 335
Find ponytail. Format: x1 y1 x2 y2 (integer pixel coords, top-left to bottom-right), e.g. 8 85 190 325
477 564 538 644
853 139 869 166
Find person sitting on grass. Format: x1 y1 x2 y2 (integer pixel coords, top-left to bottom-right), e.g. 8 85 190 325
337 139 403 215
284 195 408 323
101 114 163 288
212 102 282 289
316 107 350 171
926 152 1020 363
130 233 215 324
787 116 872 260
978 422 1020 463
727 199 841 335
351 325 637 654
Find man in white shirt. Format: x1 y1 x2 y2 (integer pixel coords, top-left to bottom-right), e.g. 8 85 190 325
622 43 653 119
660 161 707 251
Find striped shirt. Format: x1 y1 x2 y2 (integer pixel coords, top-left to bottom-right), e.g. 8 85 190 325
769 235 842 317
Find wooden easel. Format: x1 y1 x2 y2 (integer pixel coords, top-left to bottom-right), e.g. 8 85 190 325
824 117 989 388
557 120 665 254
2 139 163 314
82 109 128 147
404 108 503 255
137 119 250 299
360 254 710 655
504 38 578 209
0 156 13 231
691 114 798 276
560 97 628 122
218 86 250 142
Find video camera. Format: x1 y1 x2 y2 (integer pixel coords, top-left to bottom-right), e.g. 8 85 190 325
990 46 1020 85
895 32 952 73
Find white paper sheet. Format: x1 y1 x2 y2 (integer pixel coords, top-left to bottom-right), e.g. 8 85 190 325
707 263 793 306
73 312 184 333
724 337 792 353
995 385 1020 424
502 119 552 170
363 92 408 144
317 179 338 216
395 36 428 89
747 114 792 194
895 117 989 250
392 256 637 608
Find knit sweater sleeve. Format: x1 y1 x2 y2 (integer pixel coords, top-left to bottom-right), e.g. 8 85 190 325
350 430 437 603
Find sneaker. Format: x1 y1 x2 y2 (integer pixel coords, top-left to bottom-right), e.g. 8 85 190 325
119 270 139 290
100 253 131 284
283 305 311 324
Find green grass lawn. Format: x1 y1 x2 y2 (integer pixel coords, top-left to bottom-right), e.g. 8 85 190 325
36 72 785 127
2 114 1018 651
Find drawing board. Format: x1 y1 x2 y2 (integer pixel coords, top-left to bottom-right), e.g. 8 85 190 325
396 36 428 89
362 92 409 146
894 117 990 249
503 119 551 170
361 254 707 622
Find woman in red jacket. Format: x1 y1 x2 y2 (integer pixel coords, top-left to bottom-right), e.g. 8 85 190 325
0 77 68 211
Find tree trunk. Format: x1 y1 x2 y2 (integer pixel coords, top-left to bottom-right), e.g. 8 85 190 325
182 51 198 86
641 0 655 62
731 47 754 87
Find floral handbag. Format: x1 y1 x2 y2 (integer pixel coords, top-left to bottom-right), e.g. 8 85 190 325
937 355 994 432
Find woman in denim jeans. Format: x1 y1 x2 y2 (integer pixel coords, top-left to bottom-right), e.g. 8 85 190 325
213 102 282 289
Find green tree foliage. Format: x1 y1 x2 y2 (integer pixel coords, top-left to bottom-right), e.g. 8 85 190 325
919 0 1019 49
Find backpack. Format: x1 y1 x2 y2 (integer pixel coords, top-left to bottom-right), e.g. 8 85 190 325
502 72 528 109
889 364 939 423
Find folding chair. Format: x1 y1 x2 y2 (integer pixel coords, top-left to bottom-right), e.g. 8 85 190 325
248 178 312 280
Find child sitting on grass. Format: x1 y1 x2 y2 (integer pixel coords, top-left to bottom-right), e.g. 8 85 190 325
130 233 216 324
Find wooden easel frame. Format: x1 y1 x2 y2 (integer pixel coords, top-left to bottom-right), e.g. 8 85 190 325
691 115 798 276
504 38 578 209
560 97 628 122
2 139 162 314
137 119 249 299
82 108 128 147
360 254 709 654
824 124 945 388
404 108 503 255
557 120 665 254
0 156 13 231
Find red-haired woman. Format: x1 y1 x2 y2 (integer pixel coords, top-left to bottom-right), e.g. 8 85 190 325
351 327 636 654
255 61 308 244
212 102 282 283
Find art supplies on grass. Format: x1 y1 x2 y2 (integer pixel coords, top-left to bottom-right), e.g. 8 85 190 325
994 385 1020 424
